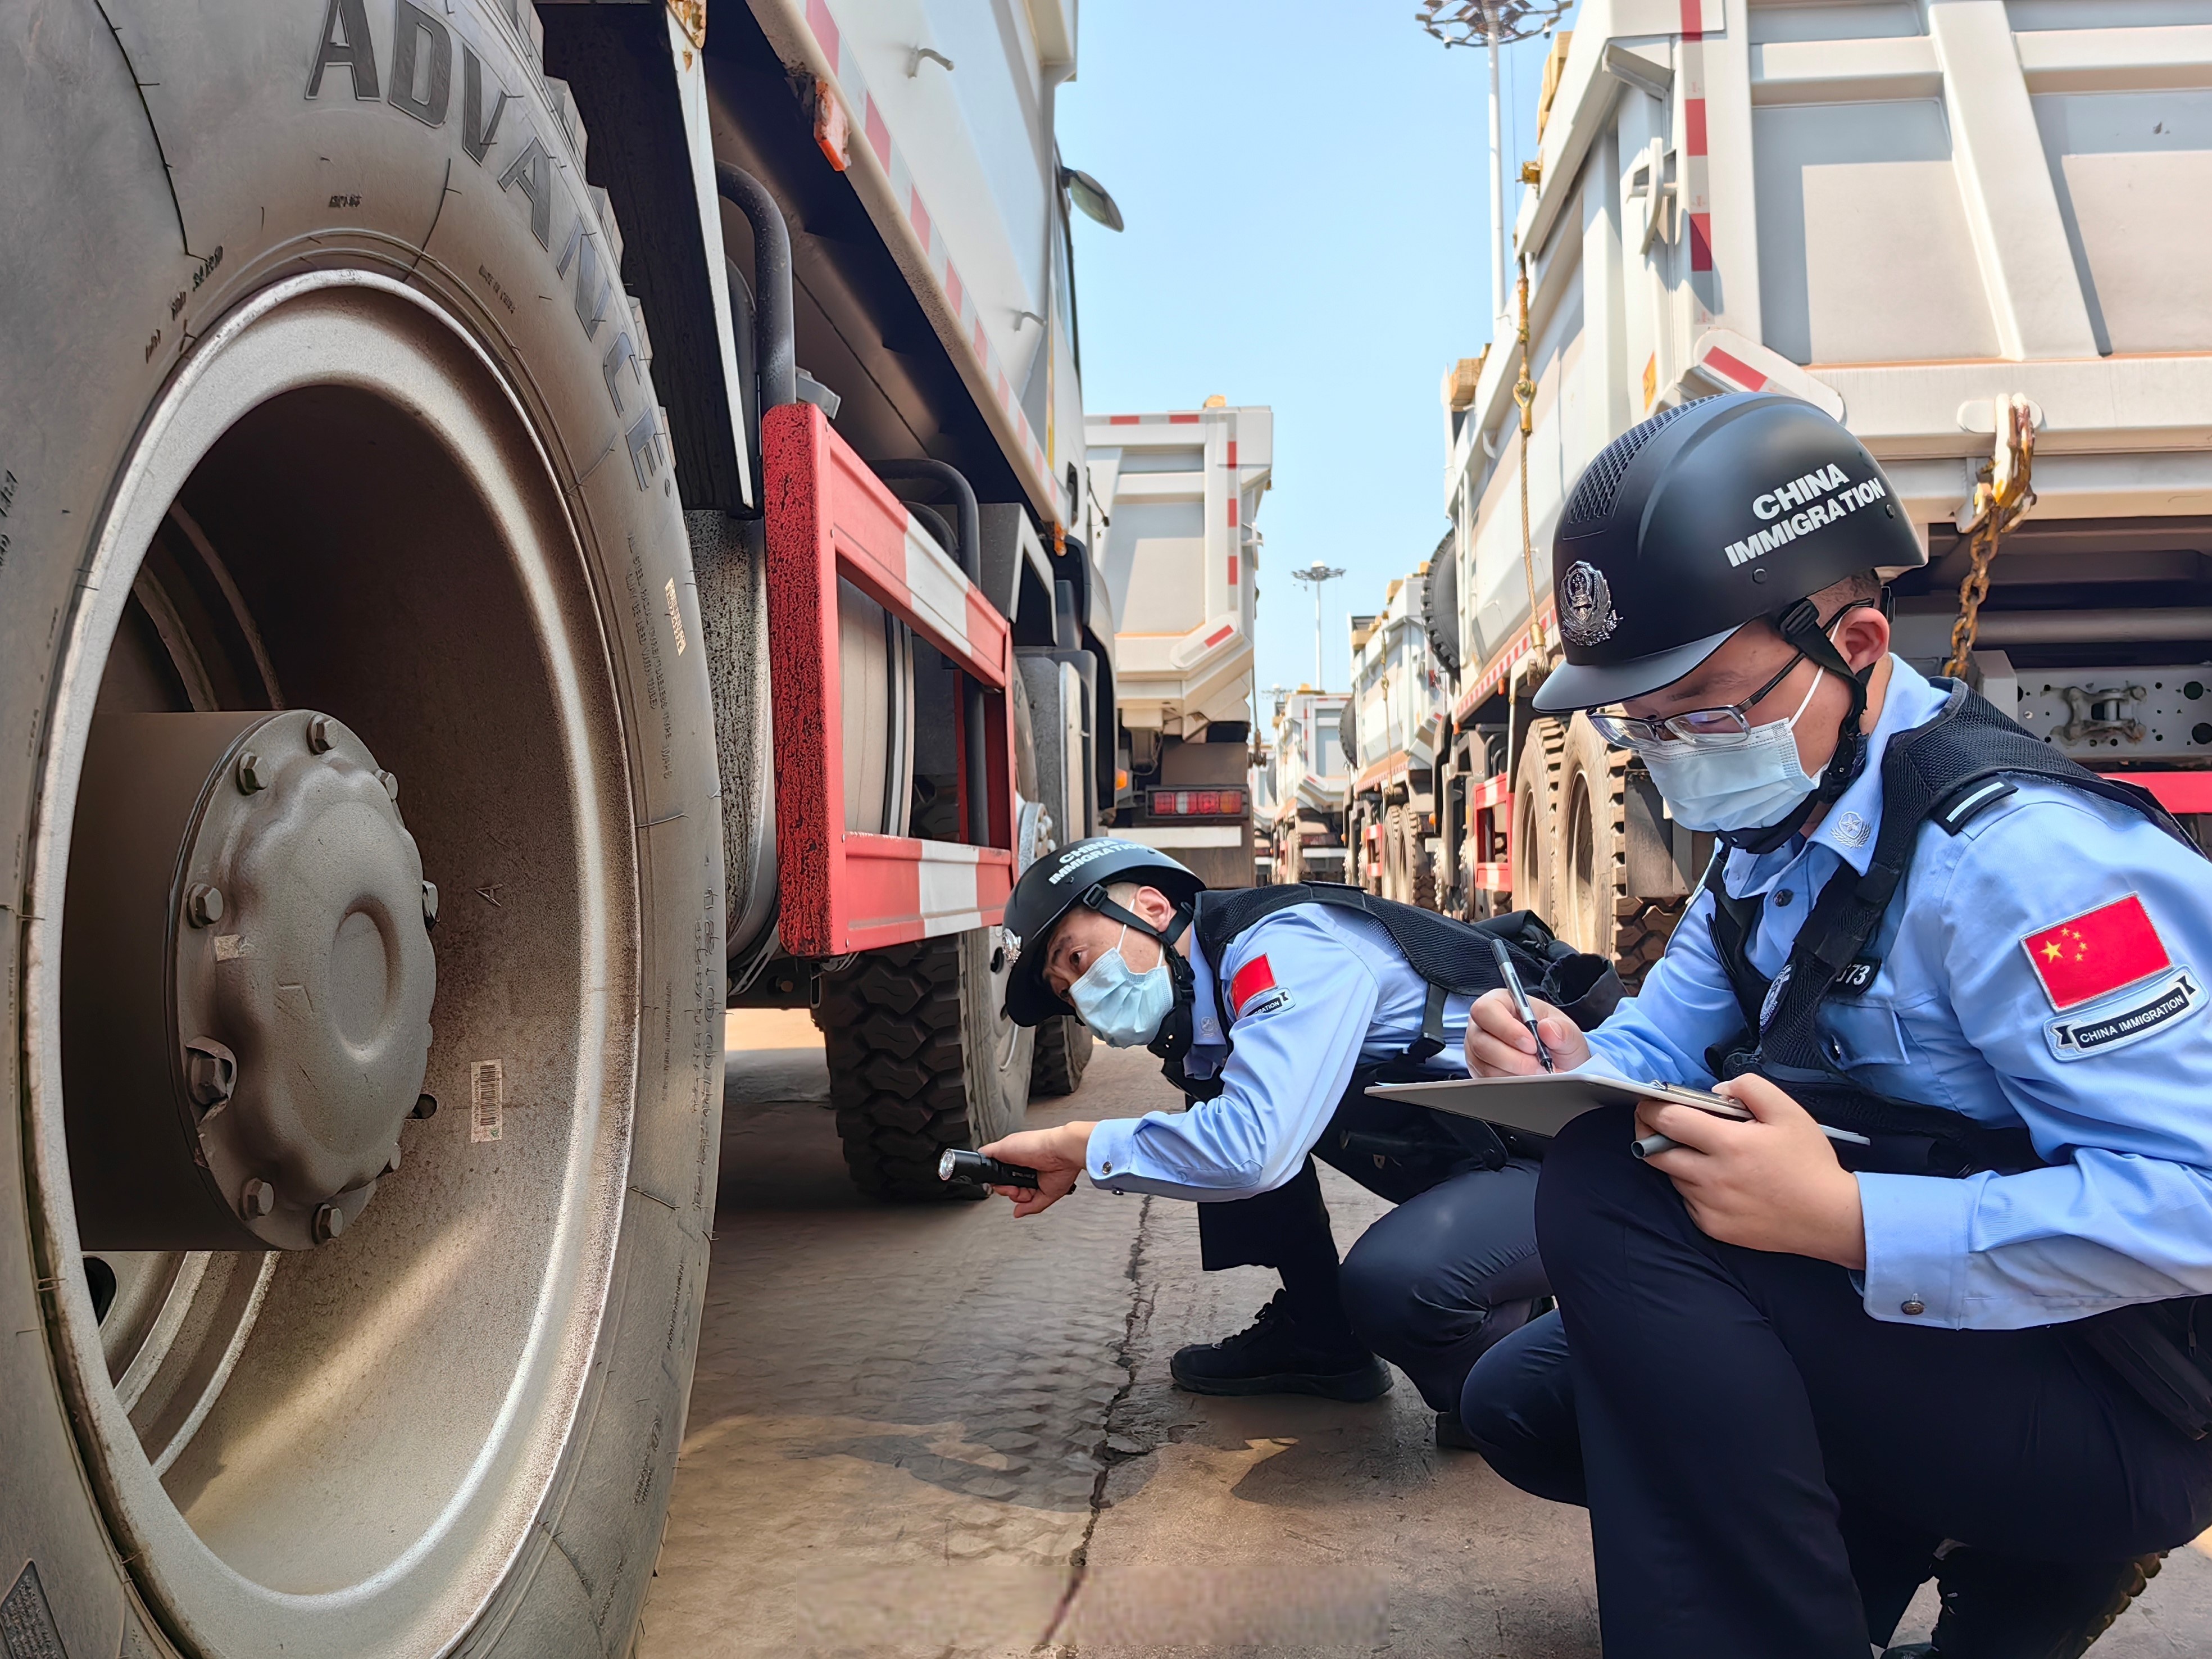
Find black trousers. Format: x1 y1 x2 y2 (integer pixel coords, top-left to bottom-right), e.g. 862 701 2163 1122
1196 1078 1549 1411
1459 1103 2212 1658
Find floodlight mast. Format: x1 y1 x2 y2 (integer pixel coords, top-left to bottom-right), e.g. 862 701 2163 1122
1288 563 1346 690
1416 1 1573 328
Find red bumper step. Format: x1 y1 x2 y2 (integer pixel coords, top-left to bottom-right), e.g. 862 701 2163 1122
764 402 1016 956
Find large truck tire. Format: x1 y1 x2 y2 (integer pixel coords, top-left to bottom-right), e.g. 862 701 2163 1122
1511 717 1566 923
1616 897 1687 990
822 932 1037 1196
1 7 723 1657
1404 808 1438 911
1030 1016 1094 1097
1382 804 1409 901
1556 713 1682 990
1351 803 1379 895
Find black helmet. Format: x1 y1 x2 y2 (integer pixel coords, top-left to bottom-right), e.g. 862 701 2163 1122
1002 838 1206 1026
1533 393 1924 714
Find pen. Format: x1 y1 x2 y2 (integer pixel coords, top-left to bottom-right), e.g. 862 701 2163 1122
1632 1124 1872 1160
1488 938 1555 1072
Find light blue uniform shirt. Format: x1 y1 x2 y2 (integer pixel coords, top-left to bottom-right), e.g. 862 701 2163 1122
1588 656 2212 1332
1083 906 1473 1202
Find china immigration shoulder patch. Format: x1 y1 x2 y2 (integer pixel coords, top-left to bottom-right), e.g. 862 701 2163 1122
1229 954 1293 1019
2045 967 2204 1062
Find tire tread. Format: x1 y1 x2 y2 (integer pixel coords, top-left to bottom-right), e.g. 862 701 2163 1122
1030 1015 1092 1097
820 940 983 1199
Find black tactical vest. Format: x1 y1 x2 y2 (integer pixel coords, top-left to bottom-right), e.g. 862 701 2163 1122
1146 883 1625 1176
1700 680 2212 1438
1155 883 1623 1102
1702 680 2201 1179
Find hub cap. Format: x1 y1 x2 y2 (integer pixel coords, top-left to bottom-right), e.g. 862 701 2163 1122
65 709 435 1252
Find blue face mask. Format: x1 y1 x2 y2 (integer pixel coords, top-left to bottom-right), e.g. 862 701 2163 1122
1068 925 1176 1048
1638 668 1829 833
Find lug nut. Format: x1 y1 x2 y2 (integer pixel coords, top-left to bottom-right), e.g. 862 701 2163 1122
237 750 268 794
241 1178 275 1218
184 1037 238 1108
307 714 335 753
314 1203 346 1244
186 883 225 927
421 879 440 928
378 769 399 801
383 1144 403 1176
412 1093 438 1119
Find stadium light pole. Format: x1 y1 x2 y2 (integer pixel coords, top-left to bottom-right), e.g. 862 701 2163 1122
1416 0 1573 328
1288 563 1345 690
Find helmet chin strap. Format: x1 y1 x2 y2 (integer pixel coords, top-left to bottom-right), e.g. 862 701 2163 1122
1717 597 1881 856
1077 888 1200 1060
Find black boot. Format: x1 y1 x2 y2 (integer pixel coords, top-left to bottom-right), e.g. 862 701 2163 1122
1169 1290 1392 1400
1880 1549 2164 1659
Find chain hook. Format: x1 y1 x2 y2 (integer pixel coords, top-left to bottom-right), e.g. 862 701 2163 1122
1942 395 2038 679
1514 264 1542 642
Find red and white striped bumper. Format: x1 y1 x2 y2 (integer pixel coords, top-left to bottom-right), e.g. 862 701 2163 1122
764 401 1016 956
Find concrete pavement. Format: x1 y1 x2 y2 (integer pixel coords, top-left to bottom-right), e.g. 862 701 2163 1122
635 1013 2212 1657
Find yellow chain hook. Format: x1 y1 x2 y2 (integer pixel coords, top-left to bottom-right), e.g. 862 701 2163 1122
1514 266 1541 638
1942 396 2038 679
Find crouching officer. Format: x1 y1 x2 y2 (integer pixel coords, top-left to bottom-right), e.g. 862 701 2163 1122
1457 391 2212 1658
976 837 1618 1438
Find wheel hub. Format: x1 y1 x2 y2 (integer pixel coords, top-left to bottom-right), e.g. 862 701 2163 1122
63 710 436 1250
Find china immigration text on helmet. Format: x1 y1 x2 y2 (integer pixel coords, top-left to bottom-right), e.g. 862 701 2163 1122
1533 392 1926 715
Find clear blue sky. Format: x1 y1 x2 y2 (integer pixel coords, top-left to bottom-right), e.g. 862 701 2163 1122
1057 1 1569 700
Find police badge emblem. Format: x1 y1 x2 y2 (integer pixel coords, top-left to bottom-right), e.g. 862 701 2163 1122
1830 809 1873 848
1759 961 1795 1032
1559 561 1619 645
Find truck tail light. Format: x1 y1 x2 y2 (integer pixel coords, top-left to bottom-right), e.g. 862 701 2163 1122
1147 788 1246 818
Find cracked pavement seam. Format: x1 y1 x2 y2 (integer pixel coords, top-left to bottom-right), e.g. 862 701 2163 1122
1036 1193 1157 1655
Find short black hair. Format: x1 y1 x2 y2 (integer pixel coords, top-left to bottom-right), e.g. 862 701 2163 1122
1811 569 1883 613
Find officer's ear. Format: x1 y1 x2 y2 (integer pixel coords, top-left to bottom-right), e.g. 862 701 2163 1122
1131 885 1177 930
1833 602 1890 674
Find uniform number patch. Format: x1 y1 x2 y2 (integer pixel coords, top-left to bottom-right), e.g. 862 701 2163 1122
1230 955 1292 1019
1832 958 1880 996
2045 967 2202 1062
2020 894 2170 1012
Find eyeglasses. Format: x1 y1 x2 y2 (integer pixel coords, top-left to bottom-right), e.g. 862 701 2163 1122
1588 649 1809 748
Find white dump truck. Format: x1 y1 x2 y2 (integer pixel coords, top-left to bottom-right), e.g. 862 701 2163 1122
2 2 1115 1651
1432 0 2212 986
1265 686 1354 884
1087 403 1273 887
1344 555 1455 906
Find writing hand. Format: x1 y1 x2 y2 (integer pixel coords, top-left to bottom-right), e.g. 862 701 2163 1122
1465 987 1590 1076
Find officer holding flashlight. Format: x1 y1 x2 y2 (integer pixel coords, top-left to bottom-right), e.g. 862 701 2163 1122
1458 393 2212 1658
974 837 1616 1440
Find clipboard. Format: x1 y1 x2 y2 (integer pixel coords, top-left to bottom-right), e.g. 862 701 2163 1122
1363 1072 1752 1139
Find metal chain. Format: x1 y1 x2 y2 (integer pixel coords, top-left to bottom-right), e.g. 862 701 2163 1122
1514 265 1541 640
1941 395 2038 678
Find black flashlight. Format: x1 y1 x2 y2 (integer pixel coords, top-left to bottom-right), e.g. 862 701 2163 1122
938 1148 1039 1189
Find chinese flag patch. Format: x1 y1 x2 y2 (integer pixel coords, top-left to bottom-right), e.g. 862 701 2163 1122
1229 954 1278 1015
2020 895 2171 1012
